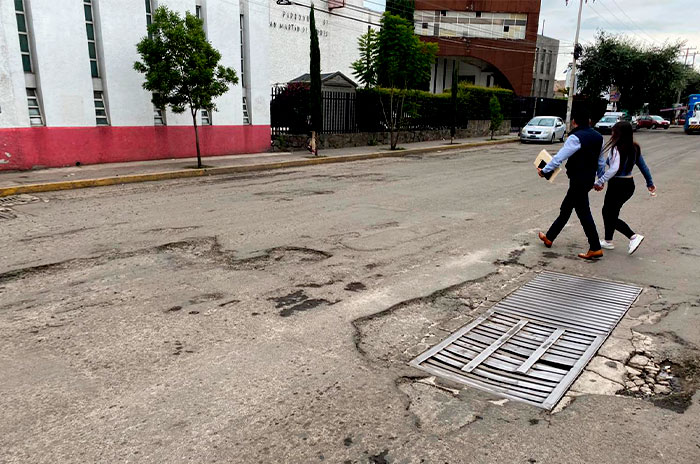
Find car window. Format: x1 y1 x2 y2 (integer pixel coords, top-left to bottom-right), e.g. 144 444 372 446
528 117 555 127
652 116 663 121
600 116 617 123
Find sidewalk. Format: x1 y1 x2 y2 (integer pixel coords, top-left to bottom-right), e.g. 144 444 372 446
0 134 517 197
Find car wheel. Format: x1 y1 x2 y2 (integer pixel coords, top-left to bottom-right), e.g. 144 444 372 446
664 126 669 130
550 134 556 144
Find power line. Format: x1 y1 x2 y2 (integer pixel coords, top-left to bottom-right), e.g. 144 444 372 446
603 0 662 45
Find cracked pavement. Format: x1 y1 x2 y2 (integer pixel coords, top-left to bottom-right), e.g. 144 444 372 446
1 129 699 463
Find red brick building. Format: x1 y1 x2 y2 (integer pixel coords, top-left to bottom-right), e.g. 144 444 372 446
415 0 540 95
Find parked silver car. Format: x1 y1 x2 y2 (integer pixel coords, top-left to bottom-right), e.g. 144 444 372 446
519 116 566 143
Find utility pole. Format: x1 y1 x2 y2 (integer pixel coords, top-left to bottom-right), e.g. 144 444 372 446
675 47 697 123
565 0 584 132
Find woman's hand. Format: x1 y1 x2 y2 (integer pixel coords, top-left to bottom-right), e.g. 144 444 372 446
648 185 656 194
593 184 604 192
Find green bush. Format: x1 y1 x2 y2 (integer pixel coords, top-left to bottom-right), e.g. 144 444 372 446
355 86 514 132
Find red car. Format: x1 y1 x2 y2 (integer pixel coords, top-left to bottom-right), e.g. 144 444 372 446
636 115 670 129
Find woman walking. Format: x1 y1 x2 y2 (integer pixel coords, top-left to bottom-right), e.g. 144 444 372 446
594 121 656 254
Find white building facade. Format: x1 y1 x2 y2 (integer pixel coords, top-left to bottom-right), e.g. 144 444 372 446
267 0 380 86
0 1 249 169
0 0 380 170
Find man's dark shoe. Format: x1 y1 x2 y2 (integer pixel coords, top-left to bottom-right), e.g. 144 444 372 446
538 232 553 248
578 249 604 260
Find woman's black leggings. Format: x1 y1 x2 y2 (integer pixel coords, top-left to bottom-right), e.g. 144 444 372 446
602 177 636 241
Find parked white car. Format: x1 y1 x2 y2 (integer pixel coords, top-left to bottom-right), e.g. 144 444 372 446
520 116 566 143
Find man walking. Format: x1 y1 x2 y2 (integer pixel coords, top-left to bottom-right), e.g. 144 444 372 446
537 107 604 260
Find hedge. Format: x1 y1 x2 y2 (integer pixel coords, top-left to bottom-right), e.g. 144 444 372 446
271 84 515 134
356 85 514 131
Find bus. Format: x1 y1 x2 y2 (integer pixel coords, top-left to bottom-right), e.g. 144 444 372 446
686 94 700 134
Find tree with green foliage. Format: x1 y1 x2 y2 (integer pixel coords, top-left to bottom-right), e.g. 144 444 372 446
681 68 700 99
351 29 379 88
386 0 415 22
577 33 686 113
309 4 322 156
375 13 438 149
134 6 237 168
489 95 503 140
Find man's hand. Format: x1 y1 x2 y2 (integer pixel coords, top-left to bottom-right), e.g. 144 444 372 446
648 185 657 194
537 168 545 178
593 184 604 192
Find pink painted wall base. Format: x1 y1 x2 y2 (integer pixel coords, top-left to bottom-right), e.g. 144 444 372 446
0 125 271 171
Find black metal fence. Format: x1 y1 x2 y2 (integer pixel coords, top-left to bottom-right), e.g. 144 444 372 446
271 85 358 135
271 85 512 136
323 91 357 134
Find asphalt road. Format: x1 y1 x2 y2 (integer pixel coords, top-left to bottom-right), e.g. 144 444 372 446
2 128 699 463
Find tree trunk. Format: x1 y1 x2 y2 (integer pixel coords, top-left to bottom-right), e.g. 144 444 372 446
192 110 202 168
310 130 318 156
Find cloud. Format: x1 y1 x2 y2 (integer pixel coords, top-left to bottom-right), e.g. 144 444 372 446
540 0 699 78
363 0 700 79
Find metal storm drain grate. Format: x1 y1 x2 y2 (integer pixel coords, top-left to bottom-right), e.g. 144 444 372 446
410 271 642 410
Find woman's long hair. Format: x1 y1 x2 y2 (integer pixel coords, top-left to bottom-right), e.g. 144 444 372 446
603 121 639 173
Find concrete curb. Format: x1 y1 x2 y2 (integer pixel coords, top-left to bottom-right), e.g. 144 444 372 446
0 138 518 197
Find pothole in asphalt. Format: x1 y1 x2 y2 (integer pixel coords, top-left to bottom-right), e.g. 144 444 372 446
231 246 332 271
268 290 340 317
617 353 699 413
345 282 367 292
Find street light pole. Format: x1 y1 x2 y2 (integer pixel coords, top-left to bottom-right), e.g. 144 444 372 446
565 0 584 132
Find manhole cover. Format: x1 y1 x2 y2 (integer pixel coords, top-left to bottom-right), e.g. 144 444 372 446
410 271 642 410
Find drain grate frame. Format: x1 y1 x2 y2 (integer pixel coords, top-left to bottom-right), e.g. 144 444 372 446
410 271 642 410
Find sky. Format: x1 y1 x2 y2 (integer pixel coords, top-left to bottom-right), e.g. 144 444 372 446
364 0 700 80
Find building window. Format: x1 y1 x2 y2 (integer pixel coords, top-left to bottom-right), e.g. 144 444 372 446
242 97 250 125
540 50 545 74
84 0 100 78
201 108 211 125
94 91 109 125
145 0 153 27
153 93 165 125
416 10 527 41
26 88 43 126
153 106 165 125
15 0 32 73
195 5 202 19
546 51 553 75
239 14 246 86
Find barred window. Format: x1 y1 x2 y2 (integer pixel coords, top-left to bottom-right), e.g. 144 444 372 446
153 95 166 126
94 91 109 125
27 88 43 126
201 108 211 125
242 97 250 125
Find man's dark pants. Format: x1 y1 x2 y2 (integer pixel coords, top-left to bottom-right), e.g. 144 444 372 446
546 179 601 251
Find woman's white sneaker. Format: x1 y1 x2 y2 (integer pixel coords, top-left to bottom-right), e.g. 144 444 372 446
600 240 615 250
628 234 645 255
